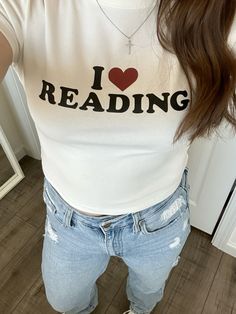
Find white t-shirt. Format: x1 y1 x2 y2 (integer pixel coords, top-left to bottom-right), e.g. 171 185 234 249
0 1 235 215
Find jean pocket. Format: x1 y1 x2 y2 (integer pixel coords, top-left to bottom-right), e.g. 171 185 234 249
139 188 189 235
43 182 65 226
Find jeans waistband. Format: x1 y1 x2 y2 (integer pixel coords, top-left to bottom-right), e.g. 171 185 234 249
43 166 189 233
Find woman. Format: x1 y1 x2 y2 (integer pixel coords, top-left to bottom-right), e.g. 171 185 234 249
0 1 235 313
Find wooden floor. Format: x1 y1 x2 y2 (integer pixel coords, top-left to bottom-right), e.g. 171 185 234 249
0 155 236 314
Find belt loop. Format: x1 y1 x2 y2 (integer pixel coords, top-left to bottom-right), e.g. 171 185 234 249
185 166 189 176
181 166 187 188
183 166 189 190
63 207 74 228
131 212 141 234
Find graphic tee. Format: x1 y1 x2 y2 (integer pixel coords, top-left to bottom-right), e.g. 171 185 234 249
0 0 235 215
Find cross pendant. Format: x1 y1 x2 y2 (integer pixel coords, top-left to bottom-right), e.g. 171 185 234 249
126 38 134 55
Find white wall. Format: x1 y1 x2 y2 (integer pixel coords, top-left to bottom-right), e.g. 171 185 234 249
1 67 41 160
0 83 26 161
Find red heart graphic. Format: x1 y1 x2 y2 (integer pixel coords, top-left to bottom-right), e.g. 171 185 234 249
108 67 138 91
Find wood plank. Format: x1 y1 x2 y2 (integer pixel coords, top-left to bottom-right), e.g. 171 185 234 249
0 156 43 229
104 274 130 314
0 215 36 271
0 227 44 313
15 185 46 229
94 256 128 314
202 253 236 314
11 275 55 314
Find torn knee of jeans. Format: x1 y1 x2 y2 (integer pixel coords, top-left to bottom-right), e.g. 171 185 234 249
169 236 181 249
43 217 58 243
182 218 189 231
172 255 181 267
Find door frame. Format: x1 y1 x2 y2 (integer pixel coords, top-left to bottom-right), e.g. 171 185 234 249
212 180 236 257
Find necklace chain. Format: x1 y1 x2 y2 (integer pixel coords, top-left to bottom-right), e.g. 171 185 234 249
96 0 158 54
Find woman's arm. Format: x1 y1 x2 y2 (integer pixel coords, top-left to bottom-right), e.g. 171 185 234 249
0 31 13 83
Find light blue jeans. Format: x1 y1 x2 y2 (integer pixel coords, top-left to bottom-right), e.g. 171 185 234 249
41 167 191 314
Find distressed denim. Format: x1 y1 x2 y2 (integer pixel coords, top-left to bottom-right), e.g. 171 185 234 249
41 167 191 314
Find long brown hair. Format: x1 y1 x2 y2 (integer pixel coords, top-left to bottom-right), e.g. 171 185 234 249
155 0 236 145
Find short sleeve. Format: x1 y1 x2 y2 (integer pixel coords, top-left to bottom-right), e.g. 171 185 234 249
0 1 24 65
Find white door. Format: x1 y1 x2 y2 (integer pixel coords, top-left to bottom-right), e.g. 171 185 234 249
187 120 236 239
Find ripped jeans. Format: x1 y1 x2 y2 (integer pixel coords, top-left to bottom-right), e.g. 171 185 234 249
41 167 191 314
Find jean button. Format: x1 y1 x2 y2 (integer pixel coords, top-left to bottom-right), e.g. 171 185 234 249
102 222 112 228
